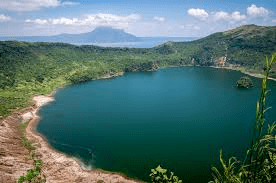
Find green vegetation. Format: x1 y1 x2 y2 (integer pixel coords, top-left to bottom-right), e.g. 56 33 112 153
18 159 45 183
0 24 276 182
18 121 46 183
0 41 200 118
96 180 105 183
18 122 35 151
210 53 276 182
150 165 182 183
176 25 276 76
236 76 254 88
1 25 276 118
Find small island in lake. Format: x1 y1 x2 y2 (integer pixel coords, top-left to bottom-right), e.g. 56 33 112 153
236 76 254 88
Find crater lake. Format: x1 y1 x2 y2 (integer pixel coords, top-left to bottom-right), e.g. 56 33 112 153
37 67 276 182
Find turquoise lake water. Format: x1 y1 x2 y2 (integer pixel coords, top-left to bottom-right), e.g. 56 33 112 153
37 67 276 182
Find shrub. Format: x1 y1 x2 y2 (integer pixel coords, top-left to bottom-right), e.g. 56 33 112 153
150 165 182 183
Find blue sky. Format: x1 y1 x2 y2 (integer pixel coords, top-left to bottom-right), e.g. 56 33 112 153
0 0 275 37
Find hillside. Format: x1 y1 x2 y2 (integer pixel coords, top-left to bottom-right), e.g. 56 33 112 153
1 24 276 118
170 24 276 76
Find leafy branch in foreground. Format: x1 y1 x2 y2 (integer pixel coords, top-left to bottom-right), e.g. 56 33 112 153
150 165 182 183
210 53 276 183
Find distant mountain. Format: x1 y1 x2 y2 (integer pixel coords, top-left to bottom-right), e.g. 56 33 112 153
0 27 143 43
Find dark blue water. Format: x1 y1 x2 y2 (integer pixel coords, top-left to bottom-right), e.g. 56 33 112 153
37 67 276 182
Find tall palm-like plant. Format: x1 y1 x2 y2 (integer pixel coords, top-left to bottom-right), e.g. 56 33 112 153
210 53 276 183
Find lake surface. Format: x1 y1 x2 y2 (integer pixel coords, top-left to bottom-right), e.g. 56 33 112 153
37 67 276 182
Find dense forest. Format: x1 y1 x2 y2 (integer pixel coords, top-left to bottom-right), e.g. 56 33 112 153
1 24 276 118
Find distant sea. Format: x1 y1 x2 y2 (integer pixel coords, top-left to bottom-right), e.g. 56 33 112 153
71 37 199 48
0 36 198 48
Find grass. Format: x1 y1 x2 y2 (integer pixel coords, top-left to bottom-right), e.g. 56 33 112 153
209 53 276 183
18 122 35 152
18 121 46 183
97 180 105 183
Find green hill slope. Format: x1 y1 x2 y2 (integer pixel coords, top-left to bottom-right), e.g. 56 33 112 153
172 24 276 75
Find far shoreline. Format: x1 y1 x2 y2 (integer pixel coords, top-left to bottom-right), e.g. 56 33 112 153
160 65 276 81
209 65 276 81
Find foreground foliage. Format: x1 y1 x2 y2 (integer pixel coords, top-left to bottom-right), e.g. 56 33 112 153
210 53 276 183
150 165 182 183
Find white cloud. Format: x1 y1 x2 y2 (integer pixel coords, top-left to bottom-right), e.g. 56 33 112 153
179 24 201 31
62 2 80 6
0 14 11 22
247 4 269 17
187 8 209 19
26 19 49 25
213 11 228 20
0 0 61 11
25 13 141 29
193 25 200 30
214 11 246 21
153 16 165 22
52 17 79 25
272 19 276 23
231 12 247 21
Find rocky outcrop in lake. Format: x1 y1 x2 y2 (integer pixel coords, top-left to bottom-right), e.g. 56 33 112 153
236 76 254 88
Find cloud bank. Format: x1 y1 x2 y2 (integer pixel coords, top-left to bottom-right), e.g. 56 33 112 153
0 0 77 11
188 4 269 23
0 2 274 37
213 11 246 21
26 13 141 29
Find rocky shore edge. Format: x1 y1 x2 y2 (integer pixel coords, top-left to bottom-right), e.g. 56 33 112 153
0 71 141 183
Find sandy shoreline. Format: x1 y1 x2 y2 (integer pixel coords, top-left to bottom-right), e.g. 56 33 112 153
23 72 141 183
209 65 276 81
23 95 140 183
